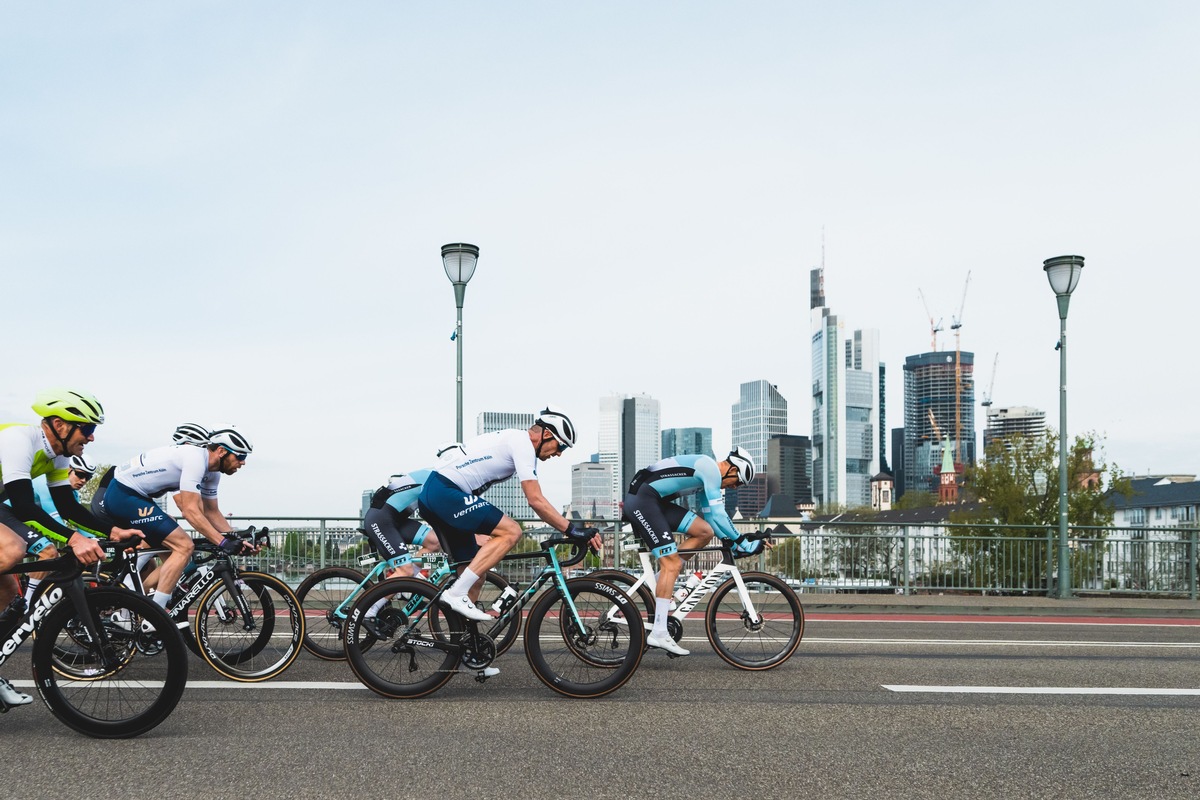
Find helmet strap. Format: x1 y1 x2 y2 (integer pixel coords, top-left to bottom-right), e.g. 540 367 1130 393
43 418 73 456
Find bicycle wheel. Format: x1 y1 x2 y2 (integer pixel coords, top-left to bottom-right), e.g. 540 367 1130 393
704 571 804 670
32 587 187 738
193 572 304 682
427 571 520 657
296 567 367 661
588 569 656 620
343 578 460 699
524 578 644 698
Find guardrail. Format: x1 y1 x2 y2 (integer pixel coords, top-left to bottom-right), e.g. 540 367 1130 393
215 515 1200 600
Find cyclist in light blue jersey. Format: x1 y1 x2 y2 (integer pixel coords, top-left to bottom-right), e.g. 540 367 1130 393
363 443 465 578
623 447 763 655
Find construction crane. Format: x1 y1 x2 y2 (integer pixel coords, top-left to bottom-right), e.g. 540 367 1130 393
981 353 999 408
917 289 943 351
951 271 972 466
927 409 943 443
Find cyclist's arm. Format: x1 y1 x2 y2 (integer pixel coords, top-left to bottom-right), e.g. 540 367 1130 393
173 490 226 545
521 479 571 533
5 478 76 541
48 484 108 538
696 458 740 541
200 496 234 535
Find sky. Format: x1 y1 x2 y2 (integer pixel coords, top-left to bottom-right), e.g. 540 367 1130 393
3 2 1198 518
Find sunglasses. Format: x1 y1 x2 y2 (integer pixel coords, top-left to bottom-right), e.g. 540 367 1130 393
224 449 248 463
76 423 97 437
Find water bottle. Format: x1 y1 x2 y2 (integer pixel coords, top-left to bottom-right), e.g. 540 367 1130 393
674 571 702 602
489 586 518 613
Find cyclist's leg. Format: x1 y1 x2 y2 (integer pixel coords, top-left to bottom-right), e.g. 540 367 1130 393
0 521 32 708
363 506 416 578
624 491 690 654
149 529 194 607
417 476 507 609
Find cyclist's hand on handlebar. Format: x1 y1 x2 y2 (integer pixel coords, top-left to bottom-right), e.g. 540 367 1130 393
564 521 602 551
219 534 251 555
67 531 106 566
109 526 142 543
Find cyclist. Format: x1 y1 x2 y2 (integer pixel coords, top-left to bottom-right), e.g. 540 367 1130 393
94 426 255 610
0 388 135 710
622 447 763 656
418 406 601 622
363 442 465 580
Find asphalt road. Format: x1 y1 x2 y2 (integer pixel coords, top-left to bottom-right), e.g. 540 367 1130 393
5 614 1200 800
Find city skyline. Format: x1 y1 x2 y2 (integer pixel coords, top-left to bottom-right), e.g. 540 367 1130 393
3 4 1197 515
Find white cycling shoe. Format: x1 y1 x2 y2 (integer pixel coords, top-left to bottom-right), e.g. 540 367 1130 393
0 677 32 709
109 611 157 634
475 667 500 679
438 593 492 622
646 633 690 656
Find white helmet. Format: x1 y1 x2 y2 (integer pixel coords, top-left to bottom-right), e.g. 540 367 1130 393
727 447 756 485
173 423 211 446
535 405 576 449
209 427 253 457
68 454 96 477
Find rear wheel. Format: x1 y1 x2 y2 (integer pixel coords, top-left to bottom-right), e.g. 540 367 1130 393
524 578 644 698
33 587 187 738
343 578 461 699
588 569 655 620
704 571 804 670
296 567 368 661
427 571 520 656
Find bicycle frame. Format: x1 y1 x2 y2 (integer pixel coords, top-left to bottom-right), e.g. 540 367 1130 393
615 540 764 625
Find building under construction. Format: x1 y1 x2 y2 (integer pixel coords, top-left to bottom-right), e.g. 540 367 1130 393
902 350 976 496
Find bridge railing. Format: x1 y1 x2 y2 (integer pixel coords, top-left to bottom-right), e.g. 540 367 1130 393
213 515 1200 599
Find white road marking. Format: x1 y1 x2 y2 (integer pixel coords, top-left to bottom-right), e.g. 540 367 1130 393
804 637 1200 648
885 685 1200 696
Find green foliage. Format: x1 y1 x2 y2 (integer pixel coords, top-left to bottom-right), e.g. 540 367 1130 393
894 490 937 510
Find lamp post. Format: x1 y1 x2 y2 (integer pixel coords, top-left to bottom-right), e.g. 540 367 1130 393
1043 254 1084 599
442 243 479 443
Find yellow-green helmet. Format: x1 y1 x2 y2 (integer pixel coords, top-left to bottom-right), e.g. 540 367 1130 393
31 388 106 424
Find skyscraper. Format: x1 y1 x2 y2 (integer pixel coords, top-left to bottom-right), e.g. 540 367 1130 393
810 267 884 509
731 380 787 472
902 351 976 496
476 410 535 519
569 461 617 520
598 394 661 507
767 434 813 506
983 406 1046 453
661 427 714 460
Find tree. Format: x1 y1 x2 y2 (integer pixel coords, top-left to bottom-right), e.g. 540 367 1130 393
894 490 937 510
950 430 1130 591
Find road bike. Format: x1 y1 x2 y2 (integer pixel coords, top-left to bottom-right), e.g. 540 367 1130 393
101 526 304 682
342 534 644 699
296 535 517 661
589 532 804 670
0 540 188 738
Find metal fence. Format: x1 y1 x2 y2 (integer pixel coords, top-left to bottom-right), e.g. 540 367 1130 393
218 515 1200 600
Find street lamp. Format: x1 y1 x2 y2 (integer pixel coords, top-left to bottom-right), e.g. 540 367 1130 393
1043 254 1084 599
442 243 479 443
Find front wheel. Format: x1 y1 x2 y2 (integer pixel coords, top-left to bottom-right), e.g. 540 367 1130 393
524 578 644 698
296 567 367 661
193 572 304 681
343 578 461 699
32 586 188 738
704 571 804 670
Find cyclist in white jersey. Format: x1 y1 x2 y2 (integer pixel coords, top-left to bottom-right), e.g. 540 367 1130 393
94 427 254 610
418 406 601 622
0 388 136 711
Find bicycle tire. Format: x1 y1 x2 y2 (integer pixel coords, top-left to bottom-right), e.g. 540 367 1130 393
193 572 304 681
704 571 804 670
296 567 367 661
587 569 656 620
524 577 644 698
32 586 187 738
343 578 461 699
427 571 520 657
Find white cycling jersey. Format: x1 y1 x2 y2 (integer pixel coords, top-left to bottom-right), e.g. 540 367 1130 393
434 429 538 495
113 444 220 499
0 423 71 494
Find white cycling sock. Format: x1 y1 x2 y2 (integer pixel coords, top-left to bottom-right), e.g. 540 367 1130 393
447 568 481 597
23 578 40 604
366 597 388 618
652 597 671 638
152 590 172 609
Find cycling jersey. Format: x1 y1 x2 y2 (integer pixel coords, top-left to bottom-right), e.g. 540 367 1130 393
624 455 741 552
0 422 107 546
112 445 220 499
433 429 538 495
418 430 536 562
